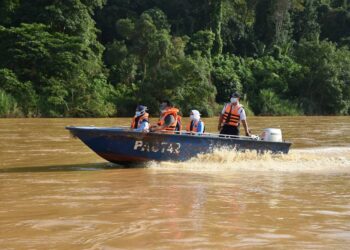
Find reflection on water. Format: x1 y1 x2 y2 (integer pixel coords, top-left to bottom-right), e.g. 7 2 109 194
0 163 125 173
0 117 350 249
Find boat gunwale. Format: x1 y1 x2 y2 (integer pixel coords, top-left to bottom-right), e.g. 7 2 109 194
66 126 292 146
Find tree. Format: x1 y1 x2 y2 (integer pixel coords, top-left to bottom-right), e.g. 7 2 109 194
258 89 302 115
292 0 320 42
244 55 304 115
0 23 115 117
0 89 20 117
209 0 223 55
14 0 105 75
0 0 20 26
0 68 36 116
1 0 349 117
318 5 350 45
109 9 217 116
294 40 350 114
187 30 215 58
212 54 243 103
254 0 293 50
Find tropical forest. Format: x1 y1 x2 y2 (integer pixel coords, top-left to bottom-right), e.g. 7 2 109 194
0 0 349 117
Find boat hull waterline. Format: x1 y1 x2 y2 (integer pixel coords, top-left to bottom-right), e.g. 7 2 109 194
66 126 291 165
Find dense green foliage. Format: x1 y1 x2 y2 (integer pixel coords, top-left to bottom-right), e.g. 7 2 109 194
0 0 349 117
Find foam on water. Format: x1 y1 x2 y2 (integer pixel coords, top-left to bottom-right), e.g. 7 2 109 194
147 147 350 173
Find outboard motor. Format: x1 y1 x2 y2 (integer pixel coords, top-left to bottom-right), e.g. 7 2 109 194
261 128 283 142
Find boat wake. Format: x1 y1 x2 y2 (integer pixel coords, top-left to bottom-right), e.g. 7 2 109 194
147 147 350 173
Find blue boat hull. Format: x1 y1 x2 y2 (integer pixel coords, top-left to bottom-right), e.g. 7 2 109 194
67 126 291 165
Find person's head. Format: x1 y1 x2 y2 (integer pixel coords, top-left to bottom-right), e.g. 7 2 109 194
190 110 201 121
159 100 173 113
135 105 148 117
230 92 240 104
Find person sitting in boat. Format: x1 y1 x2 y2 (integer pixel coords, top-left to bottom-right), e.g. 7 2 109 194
186 110 205 134
150 100 180 132
131 105 149 132
218 92 251 136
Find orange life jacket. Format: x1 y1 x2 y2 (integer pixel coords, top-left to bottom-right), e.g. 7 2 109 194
186 120 204 132
157 108 179 131
131 113 149 129
222 104 242 127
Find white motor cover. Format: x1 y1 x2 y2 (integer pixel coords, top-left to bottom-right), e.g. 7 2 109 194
261 128 282 142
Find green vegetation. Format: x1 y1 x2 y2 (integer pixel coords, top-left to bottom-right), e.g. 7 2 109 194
0 0 349 117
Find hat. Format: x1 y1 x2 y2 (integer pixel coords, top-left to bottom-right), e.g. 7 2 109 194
231 92 241 98
136 105 148 112
190 110 201 116
190 110 201 120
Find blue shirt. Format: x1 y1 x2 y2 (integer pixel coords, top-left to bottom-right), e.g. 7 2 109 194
190 120 204 134
134 120 149 132
197 121 204 134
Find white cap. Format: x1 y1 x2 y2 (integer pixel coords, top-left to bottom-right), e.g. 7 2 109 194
191 110 201 120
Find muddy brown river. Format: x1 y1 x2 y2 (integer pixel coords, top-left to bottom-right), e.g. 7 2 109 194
0 117 349 249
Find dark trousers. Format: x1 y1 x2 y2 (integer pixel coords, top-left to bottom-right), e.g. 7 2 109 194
220 124 239 136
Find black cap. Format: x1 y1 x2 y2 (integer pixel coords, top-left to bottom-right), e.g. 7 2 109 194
231 92 240 98
161 100 173 107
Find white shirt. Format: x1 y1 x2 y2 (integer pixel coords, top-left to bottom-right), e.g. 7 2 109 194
221 102 246 121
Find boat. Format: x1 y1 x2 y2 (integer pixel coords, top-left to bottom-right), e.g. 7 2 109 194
66 126 291 165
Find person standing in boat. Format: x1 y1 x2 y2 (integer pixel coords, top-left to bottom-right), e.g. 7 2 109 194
150 100 181 132
218 92 251 136
186 110 205 134
131 105 149 132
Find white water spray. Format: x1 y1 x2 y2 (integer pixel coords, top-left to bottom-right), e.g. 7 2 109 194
147 147 350 173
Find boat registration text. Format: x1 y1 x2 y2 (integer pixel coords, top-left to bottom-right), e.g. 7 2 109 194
134 141 181 154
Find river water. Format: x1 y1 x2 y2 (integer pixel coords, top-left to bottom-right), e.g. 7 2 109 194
0 117 349 249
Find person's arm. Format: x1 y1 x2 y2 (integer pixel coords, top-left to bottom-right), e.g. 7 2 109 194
218 105 226 131
241 120 250 136
134 121 149 132
197 121 204 134
150 123 166 132
239 108 250 136
150 115 174 132
218 114 223 131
